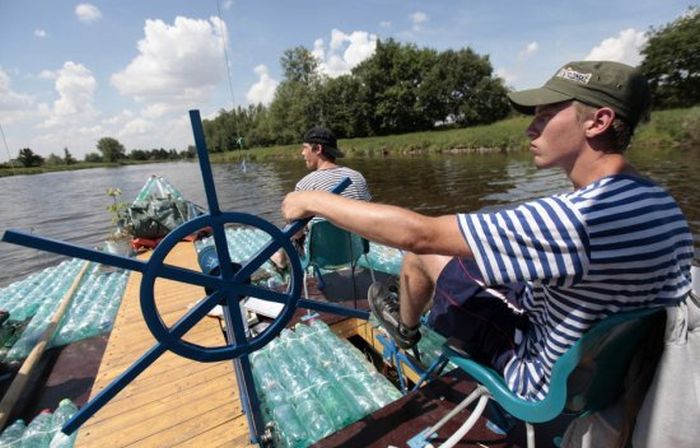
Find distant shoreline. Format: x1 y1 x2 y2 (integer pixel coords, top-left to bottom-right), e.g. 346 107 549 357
3 106 697 177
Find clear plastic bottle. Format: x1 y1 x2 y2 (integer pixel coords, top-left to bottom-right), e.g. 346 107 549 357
19 409 52 448
0 419 26 447
48 399 78 447
271 403 310 448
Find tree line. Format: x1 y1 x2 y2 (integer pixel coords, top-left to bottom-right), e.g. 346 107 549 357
3 137 195 168
203 9 700 152
203 39 512 151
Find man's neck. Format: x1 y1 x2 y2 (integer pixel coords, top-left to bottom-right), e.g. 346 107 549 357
568 152 633 189
316 159 338 171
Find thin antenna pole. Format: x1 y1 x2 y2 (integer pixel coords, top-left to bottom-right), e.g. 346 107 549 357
216 0 237 112
215 0 244 150
0 122 17 176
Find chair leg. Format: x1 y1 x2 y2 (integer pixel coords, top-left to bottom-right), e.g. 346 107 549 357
525 422 536 448
438 392 490 448
422 385 489 440
363 253 377 283
350 262 359 309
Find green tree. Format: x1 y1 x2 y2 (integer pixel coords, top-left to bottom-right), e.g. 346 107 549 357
63 147 76 165
268 46 323 144
181 145 196 159
280 46 320 84
421 49 510 127
97 137 126 162
353 39 441 134
17 148 44 167
45 153 64 166
84 152 102 163
640 7 700 109
318 75 370 138
129 149 149 160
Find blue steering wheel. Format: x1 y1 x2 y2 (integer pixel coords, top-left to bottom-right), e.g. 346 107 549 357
140 212 304 362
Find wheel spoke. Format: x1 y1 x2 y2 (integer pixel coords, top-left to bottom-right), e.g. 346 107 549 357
2 230 147 272
298 298 370 319
237 284 291 305
234 238 285 282
210 217 235 278
167 290 224 340
190 110 221 216
221 294 248 345
156 263 227 291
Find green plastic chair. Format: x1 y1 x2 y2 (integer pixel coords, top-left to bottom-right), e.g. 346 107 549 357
299 220 376 302
415 306 665 448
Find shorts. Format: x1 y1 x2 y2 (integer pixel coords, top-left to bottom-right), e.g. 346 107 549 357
427 257 528 368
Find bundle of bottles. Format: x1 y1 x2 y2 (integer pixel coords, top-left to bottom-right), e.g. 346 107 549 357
194 225 405 284
358 242 403 276
194 227 287 288
0 259 128 362
0 399 78 448
250 319 402 448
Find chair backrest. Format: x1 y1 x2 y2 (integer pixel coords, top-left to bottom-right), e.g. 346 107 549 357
302 220 370 270
444 306 666 423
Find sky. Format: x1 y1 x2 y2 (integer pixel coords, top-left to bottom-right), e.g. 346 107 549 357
0 0 695 162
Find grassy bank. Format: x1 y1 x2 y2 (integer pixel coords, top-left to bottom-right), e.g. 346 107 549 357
2 106 698 177
0 158 174 178
211 106 700 163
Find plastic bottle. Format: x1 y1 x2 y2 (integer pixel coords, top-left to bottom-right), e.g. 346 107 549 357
271 403 310 448
19 409 52 448
0 419 26 447
49 399 78 442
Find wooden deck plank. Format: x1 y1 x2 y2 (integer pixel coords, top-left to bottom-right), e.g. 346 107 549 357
75 242 256 447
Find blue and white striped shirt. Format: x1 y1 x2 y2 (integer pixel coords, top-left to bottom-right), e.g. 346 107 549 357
458 174 693 401
295 166 371 201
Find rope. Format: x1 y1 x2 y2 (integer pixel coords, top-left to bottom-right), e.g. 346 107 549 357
0 121 17 175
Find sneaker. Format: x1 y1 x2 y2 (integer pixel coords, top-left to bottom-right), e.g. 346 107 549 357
367 281 421 349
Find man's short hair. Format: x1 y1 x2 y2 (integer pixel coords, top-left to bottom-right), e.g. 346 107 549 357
574 101 633 153
303 126 344 159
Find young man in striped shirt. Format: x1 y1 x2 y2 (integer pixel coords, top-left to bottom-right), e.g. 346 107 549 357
281 61 693 401
271 126 370 269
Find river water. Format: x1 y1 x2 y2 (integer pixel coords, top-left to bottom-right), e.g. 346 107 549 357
1 149 698 287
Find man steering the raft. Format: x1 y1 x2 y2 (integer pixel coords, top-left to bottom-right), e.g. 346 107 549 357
271 125 371 270
281 60 693 402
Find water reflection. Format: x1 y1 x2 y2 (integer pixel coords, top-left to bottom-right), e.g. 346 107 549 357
1 148 698 287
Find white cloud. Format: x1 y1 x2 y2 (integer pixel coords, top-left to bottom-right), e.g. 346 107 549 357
585 28 648 66
38 69 56 80
410 11 429 31
379 21 392 28
34 29 47 38
42 61 98 127
222 0 234 10
0 68 35 124
313 29 378 78
75 4 102 24
518 41 539 60
111 16 227 116
246 65 278 105
120 117 155 137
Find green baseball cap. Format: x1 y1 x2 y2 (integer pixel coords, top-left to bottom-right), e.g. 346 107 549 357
508 61 651 128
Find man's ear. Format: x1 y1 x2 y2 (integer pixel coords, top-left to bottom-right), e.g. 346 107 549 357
585 107 615 138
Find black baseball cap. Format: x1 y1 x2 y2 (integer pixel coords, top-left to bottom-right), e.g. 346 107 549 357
508 61 651 128
303 126 344 158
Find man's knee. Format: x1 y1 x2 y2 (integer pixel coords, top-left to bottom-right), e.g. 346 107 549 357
402 253 453 284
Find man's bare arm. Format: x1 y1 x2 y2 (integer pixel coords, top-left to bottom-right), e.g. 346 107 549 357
281 191 472 258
